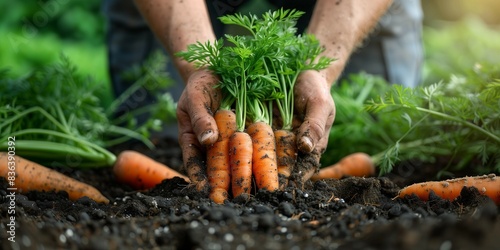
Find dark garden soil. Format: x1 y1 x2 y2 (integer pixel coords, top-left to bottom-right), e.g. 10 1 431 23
1 138 499 250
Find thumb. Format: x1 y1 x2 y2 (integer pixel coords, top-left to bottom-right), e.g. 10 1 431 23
296 96 335 153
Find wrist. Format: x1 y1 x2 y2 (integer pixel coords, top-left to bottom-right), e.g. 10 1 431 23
298 70 334 92
304 61 346 88
175 60 199 83
322 57 348 87
184 68 219 88
307 0 393 85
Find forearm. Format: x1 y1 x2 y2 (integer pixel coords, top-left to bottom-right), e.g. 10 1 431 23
307 0 393 86
133 0 215 82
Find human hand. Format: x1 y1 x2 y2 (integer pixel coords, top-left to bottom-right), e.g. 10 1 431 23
176 69 221 191
176 69 336 192
290 70 336 183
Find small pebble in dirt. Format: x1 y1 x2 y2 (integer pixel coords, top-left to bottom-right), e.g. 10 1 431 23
22 235 32 248
258 214 276 230
279 202 295 217
19 199 40 213
400 204 413 214
254 204 273 214
207 209 224 221
66 215 76 222
76 196 97 207
206 206 239 223
224 233 234 242
233 193 250 203
240 206 254 216
301 211 312 221
440 240 453 250
296 189 303 196
399 212 421 220
282 192 293 201
179 204 190 214
59 234 67 244
154 226 170 236
154 196 174 209
92 209 107 219
438 212 458 223
365 205 378 220
79 212 91 222
43 210 56 219
381 202 394 211
388 204 402 218
190 220 200 228
414 207 429 218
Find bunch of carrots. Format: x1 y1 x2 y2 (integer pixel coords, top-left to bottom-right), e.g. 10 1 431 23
7 10 496 207
0 9 376 205
177 9 334 203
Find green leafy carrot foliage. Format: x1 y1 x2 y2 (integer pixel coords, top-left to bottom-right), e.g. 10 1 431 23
0 54 175 167
324 66 500 177
177 9 334 130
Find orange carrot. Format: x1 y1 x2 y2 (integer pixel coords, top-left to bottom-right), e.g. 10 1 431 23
229 131 253 198
0 152 109 204
398 174 500 204
207 109 237 204
274 129 297 189
310 152 375 181
247 122 279 191
113 150 190 190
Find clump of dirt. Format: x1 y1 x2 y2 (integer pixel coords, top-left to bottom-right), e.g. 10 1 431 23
1 140 499 249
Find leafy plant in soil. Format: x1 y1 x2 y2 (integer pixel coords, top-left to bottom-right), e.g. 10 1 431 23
324 64 500 177
367 65 500 175
0 53 175 168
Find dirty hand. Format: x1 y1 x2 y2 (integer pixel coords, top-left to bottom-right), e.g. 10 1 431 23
291 70 336 182
176 69 221 190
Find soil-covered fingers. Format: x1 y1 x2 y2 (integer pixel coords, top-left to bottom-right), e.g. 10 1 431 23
289 148 322 189
179 132 208 191
293 70 336 154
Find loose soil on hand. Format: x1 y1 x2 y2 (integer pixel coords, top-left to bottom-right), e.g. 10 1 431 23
1 139 499 250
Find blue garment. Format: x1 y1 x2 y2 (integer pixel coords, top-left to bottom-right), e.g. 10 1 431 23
102 0 423 138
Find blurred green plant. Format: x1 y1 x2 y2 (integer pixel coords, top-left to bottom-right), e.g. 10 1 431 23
366 67 500 176
422 0 500 26
322 73 395 166
423 17 500 85
0 1 110 105
0 1 104 44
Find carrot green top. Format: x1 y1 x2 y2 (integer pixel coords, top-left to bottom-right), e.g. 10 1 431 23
177 9 334 131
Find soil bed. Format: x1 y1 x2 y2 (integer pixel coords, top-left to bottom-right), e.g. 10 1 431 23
1 139 499 250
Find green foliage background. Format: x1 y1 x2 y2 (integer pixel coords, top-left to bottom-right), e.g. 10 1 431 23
1 1 499 174
2 0 499 105
0 0 110 105
324 1 500 175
